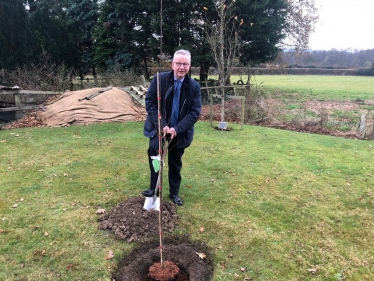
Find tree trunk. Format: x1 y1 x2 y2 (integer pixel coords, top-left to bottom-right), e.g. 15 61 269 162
219 70 231 85
199 63 210 82
92 66 97 85
220 87 225 122
143 57 149 80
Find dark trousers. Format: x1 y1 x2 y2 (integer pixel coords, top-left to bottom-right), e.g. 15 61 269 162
148 135 185 196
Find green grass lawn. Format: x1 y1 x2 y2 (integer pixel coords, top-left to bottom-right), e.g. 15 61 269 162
1 121 373 280
232 75 374 101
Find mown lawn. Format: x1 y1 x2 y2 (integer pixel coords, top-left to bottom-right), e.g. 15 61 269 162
1 121 373 280
232 75 374 101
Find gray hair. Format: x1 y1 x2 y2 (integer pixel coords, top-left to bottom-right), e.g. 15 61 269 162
173 49 191 62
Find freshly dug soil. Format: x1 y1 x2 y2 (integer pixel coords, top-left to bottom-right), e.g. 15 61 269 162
98 196 178 242
112 237 213 281
148 260 181 281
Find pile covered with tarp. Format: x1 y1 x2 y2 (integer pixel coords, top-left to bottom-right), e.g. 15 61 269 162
37 87 145 127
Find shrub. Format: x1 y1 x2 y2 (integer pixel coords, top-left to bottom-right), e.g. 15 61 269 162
244 80 268 122
356 67 374 76
0 51 74 91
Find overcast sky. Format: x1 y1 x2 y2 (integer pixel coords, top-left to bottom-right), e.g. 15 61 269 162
308 0 374 51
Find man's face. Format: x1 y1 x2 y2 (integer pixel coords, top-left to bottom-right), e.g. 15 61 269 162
172 54 191 80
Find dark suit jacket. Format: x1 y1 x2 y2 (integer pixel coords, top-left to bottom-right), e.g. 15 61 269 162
143 71 202 148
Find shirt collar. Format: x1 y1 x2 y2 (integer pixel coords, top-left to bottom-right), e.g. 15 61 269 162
174 74 185 83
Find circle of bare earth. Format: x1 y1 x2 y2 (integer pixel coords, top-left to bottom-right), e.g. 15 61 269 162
112 237 213 281
214 126 233 131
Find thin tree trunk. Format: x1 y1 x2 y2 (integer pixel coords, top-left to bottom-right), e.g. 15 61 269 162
143 57 149 80
221 87 225 122
199 63 209 82
219 2 225 122
92 67 97 85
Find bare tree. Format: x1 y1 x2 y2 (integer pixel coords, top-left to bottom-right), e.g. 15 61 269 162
282 0 319 53
204 0 243 123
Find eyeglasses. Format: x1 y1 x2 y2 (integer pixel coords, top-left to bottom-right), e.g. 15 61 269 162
174 62 190 67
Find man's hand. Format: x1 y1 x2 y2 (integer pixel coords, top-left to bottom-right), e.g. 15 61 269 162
168 127 177 139
162 126 169 137
162 126 177 139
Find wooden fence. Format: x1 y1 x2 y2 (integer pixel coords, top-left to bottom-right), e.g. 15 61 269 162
201 84 250 130
0 89 59 119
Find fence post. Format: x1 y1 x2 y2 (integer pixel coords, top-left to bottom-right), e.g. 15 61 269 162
14 90 22 119
241 96 245 130
359 114 365 139
209 94 213 128
204 80 214 128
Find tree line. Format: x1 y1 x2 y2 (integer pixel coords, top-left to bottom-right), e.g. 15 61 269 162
0 0 318 82
280 48 374 69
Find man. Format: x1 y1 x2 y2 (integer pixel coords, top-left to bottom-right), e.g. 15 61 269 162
142 49 202 205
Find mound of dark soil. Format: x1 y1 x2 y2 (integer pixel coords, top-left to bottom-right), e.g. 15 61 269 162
112 237 214 281
148 260 186 281
98 196 178 242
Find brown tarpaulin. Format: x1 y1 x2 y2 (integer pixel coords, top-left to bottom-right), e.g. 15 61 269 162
37 87 144 127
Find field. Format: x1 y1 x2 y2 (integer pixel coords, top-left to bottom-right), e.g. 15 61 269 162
246 75 374 101
229 75 374 137
200 75 374 112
